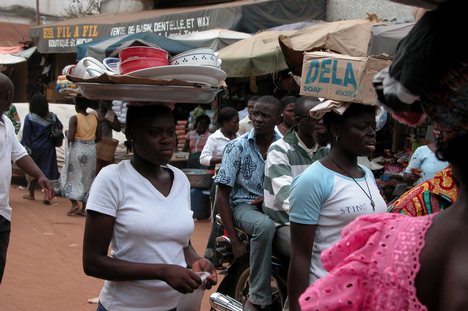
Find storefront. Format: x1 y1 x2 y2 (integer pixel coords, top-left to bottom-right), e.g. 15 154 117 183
30 0 326 54
28 0 325 102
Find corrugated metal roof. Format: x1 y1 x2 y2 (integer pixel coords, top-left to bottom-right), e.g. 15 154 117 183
0 22 31 47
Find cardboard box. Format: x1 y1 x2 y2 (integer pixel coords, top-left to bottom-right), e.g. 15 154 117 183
300 51 391 104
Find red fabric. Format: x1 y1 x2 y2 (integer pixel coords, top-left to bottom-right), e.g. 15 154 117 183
0 46 23 55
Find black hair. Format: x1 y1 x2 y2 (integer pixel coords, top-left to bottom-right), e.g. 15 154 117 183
195 114 211 126
124 104 174 151
29 93 49 117
126 104 173 129
436 131 468 183
256 95 282 117
248 95 260 103
75 96 94 111
0 73 14 103
295 96 321 116
217 107 238 127
280 96 297 109
323 103 376 131
99 100 112 110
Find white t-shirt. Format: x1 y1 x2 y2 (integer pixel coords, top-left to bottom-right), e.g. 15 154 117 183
238 115 252 136
289 161 387 283
0 115 28 221
199 128 238 169
86 160 194 311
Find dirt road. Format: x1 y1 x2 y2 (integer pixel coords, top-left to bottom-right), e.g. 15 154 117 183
0 183 219 311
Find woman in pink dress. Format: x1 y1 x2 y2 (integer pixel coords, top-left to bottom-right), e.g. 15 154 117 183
299 1 468 310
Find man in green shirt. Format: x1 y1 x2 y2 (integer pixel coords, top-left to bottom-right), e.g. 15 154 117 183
263 96 329 256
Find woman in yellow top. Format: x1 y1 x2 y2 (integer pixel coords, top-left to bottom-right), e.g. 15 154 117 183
61 96 101 216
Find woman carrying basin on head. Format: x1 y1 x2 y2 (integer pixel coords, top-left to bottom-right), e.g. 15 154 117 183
82 104 216 311
299 2 468 309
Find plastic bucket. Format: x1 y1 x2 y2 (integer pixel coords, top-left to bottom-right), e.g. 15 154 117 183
96 138 119 161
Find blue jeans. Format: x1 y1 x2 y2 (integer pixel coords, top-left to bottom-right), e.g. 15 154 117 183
96 302 107 311
232 203 276 306
0 215 11 283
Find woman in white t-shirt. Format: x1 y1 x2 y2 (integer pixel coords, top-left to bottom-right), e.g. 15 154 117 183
288 102 387 311
83 104 217 311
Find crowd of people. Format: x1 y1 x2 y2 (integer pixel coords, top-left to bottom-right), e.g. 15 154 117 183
1 1 467 310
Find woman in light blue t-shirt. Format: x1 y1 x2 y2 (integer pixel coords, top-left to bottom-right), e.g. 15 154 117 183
288 102 387 311
403 125 449 185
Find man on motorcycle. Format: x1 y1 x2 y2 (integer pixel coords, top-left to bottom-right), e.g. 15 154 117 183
263 96 329 258
214 95 282 311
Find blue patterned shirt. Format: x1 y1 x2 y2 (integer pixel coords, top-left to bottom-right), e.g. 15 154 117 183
215 129 281 207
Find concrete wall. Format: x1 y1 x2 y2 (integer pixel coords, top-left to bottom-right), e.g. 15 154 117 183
3 0 417 24
326 0 416 22
101 0 153 13
0 0 151 24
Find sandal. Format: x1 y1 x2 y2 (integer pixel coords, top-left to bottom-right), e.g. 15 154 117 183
22 195 35 201
42 200 51 205
67 206 81 216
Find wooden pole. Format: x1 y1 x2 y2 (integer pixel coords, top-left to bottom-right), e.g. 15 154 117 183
36 0 40 25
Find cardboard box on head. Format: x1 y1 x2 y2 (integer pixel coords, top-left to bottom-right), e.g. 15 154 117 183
300 51 391 104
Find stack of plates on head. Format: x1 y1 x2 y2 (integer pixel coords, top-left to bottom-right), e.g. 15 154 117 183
112 100 127 124
123 65 226 87
123 47 226 87
170 48 222 68
118 46 170 75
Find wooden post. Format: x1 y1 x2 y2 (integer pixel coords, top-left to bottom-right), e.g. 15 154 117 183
36 0 40 25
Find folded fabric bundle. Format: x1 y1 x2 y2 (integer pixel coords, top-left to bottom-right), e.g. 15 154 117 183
309 100 351 119
373 0 468 129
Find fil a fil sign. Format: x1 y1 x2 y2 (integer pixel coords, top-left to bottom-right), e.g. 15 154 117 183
300 52 391 103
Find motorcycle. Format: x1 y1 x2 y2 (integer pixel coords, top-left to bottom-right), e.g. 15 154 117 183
209 215 289 311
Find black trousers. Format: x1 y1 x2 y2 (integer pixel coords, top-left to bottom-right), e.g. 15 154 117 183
0 215 11 284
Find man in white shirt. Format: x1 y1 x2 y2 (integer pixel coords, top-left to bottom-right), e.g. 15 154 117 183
0 73 53 283
238 96 259 135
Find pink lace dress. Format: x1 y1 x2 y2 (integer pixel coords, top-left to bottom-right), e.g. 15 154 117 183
299 213 436 311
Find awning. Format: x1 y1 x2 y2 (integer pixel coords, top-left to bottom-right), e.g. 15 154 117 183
278 19 379 76
0 54 27 65
279 20 414 77
0 22 31 47
171 28 251 51
29 0 326 54
219 19 378 78
0 22 34 65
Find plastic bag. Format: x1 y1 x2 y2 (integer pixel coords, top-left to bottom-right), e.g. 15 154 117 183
176 272 210 311
48 113 64 147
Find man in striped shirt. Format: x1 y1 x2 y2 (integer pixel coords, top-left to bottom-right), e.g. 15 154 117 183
263 96 329 257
